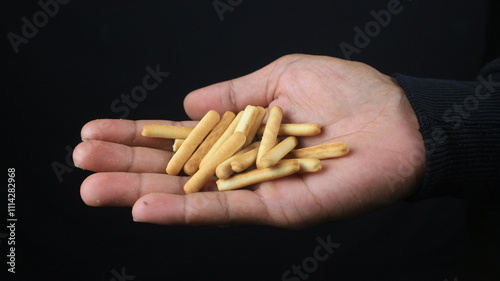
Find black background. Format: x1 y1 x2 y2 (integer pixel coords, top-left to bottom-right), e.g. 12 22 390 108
2 0 500 280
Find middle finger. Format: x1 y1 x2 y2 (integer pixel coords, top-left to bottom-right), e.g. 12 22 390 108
73 140 171 173
81 172 189 206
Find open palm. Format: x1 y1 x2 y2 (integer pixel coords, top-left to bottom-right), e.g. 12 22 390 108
74 54 425 228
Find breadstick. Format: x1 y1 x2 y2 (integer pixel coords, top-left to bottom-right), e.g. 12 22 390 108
142 124 193 139
172 139 184 152
260 136 298 168
166 110 220 175
231 145 259 172
217 160 300 191
216 141 260 179
184 132 246 194
257 106 282 168
278 158 322 173
142 122 321 139
200 111 243 168
244 106 266 146
257 123 321 136
287 142 349 159
235 105 259 137
183 111 235 175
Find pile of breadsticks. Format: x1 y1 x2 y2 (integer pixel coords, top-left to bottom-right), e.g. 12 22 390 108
141 105 349 194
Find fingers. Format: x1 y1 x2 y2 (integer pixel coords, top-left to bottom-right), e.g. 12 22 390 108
73 140 170 173
183 55 305 119
130 171 333 228
81 119 198 150
131 190 272 226
81 172 188 206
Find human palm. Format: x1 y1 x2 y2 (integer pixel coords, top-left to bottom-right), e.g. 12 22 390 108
74 54 424 228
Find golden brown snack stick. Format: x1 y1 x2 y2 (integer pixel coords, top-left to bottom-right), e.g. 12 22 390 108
216 141 260 179
230 145 259 172
235 105 259 137
143 122 321 139
260 136 298 168
287 142 349 159
142 125 193 139
183 111 236 175
257 105 283 168
184 132 246 194
244 106 266 146
278 158 322 173
257 123 321 136
217 160 300 191
166 110 220 175
172 139 184 152
200 111 243 168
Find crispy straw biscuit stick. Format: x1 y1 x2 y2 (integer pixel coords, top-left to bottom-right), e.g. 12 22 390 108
235 105 259 137
217 160 300 191
257 106 283 168
142 125 193 139
278 123 321 136
287 142 349 159
231 145 259 172
257 123 321 136
183 111 235 175
244 106 266 146
184 132 246 194
200 111 243 168
172 139 184 152
260 136 298 168
166 110 220 175
278 158 322 173
216 141 260 179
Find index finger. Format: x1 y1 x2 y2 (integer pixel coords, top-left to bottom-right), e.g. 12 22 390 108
81 119 198 150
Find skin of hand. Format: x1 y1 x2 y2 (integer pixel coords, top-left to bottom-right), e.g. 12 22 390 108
73 54 425 229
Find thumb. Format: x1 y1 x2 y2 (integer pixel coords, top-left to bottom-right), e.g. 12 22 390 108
183 56 291 120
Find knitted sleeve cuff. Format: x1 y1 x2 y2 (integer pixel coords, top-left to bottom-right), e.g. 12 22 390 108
394 60 500 205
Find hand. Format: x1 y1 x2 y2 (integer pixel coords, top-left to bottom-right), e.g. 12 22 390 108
73 54 425 228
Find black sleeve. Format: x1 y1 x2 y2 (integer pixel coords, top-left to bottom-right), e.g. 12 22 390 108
394 58 500 209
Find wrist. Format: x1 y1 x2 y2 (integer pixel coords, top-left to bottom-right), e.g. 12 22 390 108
388 77 426 196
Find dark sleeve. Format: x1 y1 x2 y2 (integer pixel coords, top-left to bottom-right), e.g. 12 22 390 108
394 58 500 208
